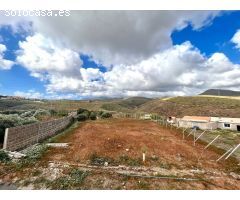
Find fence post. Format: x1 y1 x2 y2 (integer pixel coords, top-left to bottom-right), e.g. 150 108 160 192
225 144 240 160
3 128 9 150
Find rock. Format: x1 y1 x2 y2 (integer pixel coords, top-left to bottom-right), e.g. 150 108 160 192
230 172 240 180
7 151 26 159
104 162 108 166
46 143 69 148
125 149 129 152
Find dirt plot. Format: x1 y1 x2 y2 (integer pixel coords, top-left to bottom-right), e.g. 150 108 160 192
2 118 240 189
44 119 238 172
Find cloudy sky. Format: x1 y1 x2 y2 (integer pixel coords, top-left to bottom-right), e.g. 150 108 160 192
1 10 240 99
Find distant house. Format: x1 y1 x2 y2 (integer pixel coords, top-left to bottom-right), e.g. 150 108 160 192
167 116 177 124
141 114 151 120
178 116 217 130
211 117 240 131
177 116 240 131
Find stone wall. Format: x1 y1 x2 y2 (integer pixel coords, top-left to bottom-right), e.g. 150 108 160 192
3 116 74 151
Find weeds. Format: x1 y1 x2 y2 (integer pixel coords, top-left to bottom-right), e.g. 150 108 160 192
14 145 48 170
137 181 150 190
48 168 89 189
159 161 172 169
89 153 113 166
0 150 11 163
118 155 142 166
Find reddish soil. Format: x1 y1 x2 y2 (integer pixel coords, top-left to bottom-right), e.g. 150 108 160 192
2 118 240 189
44 119 237 171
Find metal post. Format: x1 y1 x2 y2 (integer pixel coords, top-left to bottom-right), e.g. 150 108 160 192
225 144 240 160
193 130 196 146
204 135 220 150
216 147 233 162
3 128 9 150
195 130 206 142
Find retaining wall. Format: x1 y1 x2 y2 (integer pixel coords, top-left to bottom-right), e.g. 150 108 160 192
3 116 74 151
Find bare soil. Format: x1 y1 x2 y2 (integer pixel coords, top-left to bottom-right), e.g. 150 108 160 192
1 118 240 189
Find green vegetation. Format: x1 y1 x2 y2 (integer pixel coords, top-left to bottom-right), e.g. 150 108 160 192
89 153 113 166
89 112 97 120
76 108 112 121
0 150 11 163
14 145 48 169
77 114 88 121
118 155 142 166
48 168 89 189
137 181 150 190
100 112 112 118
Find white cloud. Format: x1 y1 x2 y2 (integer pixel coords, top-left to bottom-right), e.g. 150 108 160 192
0 44 15 70
14 90 43 99
16 33 82 77
6 11 240 99
31 11 220 66
231 29 240 49
36 40 240 99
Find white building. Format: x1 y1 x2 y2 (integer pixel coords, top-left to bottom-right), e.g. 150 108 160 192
177 116 240 131
211 117 240 131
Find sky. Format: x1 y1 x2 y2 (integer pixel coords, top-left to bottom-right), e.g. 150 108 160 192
1 11 240 99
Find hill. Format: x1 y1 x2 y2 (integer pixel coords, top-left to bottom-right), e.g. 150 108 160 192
138 96 240 117
200 89 240 96
2 95 240 118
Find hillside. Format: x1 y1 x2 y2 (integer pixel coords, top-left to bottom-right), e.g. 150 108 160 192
137 96 240 117
200 89 240 96
1 95 240 118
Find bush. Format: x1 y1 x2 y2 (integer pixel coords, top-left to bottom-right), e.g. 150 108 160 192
49 109 57 116
57 110 68 117
20 110 35 118
77 108 88 115
0 150 10 163
82 110 90 118
89 112 97 120
77 114 88 121
33 109 50 118
101 112 112 118
98 111 104 116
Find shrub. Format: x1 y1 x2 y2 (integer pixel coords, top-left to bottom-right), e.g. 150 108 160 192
89 112 97 120
57 110 68 117
33 109 50 118
0 150 10 163
20 110 35 118
49 109 57 116
101 112 112 118
98 111 104 116
77 114 88 121
82 110 90 118
77 108 88 115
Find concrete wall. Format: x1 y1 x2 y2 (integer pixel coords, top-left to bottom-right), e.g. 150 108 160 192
217 122 240 131
3 116 74 151
178 120 218 130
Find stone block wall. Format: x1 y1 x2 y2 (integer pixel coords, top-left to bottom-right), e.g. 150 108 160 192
3 116 73 151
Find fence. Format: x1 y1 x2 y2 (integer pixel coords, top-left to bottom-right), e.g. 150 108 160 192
3 115 75 151
116 112 240 161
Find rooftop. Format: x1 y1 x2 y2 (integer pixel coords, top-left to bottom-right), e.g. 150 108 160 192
181 116 211 122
